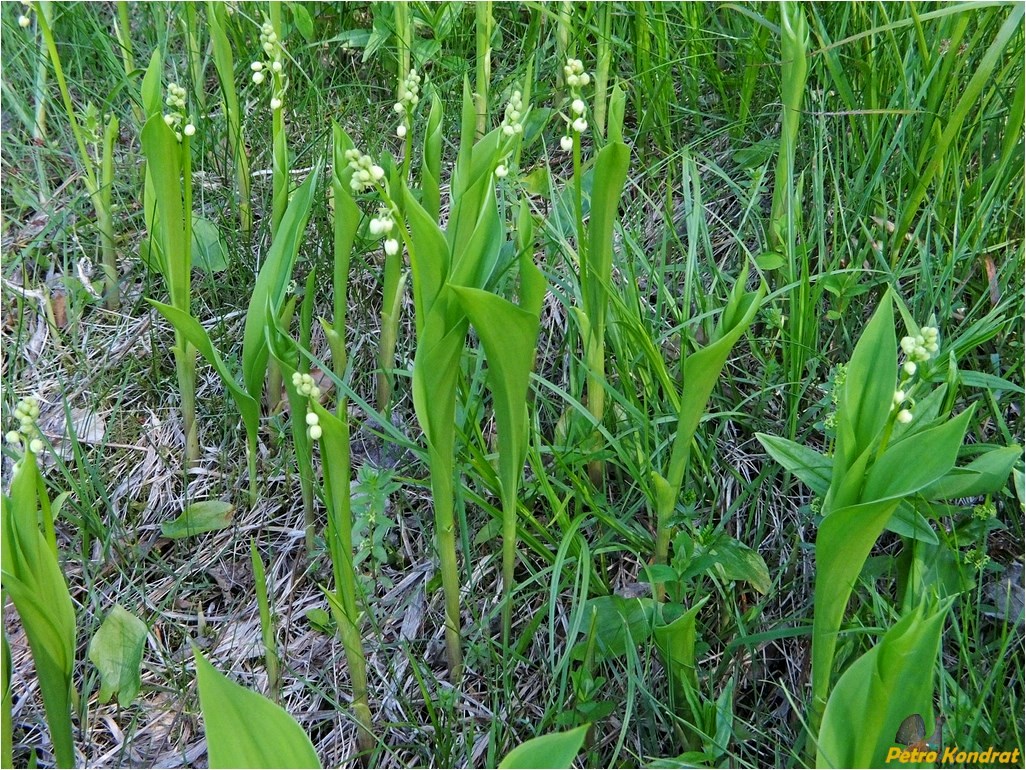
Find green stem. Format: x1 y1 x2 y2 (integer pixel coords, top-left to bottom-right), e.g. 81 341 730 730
474 1 492 138
594 3 612 139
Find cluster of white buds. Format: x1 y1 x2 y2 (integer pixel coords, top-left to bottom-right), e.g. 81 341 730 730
392 69 421 139
305 409 322 441
291 372 322 400
899 326 939 376
5 397 44 454
892 390 913 424
563 58 591 89
393 68 421 111
162 83 194 141
501 89 525 137
561 58 590 150
344 148 385 193
369 207 400 255
251 20 287 111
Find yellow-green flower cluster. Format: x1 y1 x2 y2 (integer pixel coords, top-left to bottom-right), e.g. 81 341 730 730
344 148 385 193
5 397 44 454
251 19 287 112
162 83 194 141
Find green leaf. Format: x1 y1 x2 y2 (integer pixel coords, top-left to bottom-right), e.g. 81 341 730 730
818 602 949 769
757 433 832 495
582 141 630 344
572 596 656 663
195 650 321 768
0 458 75 768
242 166 320 404
863 407 974 501
498 724 590 770
812 498 901 708
884 504 938 545
755 251 786 271
918 444 1022 500
837 295 897 470
148 299 260 444
141 114 188 308
161 500 234 538
88 605 147 707
192 216 229 273
653 600 706 702
290 2 314 41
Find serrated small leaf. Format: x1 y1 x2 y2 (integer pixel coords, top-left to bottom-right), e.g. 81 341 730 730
161 500 234 539
88 605 147 707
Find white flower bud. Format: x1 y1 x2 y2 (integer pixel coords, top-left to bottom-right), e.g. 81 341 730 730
271 60 283 73
29 439 43 453
262 41 274 55
571 98 586 116
393 101 405 114
270 97 282 110
560 135 574 152
567 74 580 88
18 15 30 27
371 165 385 181
893 390 905 405
579 72 591 86
308 424 322 441
252 71 265 85
572 117 588 133
305 411 319 426
397 123 407 138
369 218 383 236
896 409 913 424
502 125 515 137
183 123 196 137
164 114 175 126
384 239 399 256
291 372 302 386
251 61 264 71
900 336 916 354
903 361 917 376
5 431 21 445
495 164 508 179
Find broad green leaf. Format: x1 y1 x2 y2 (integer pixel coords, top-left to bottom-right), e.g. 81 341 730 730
290 2 314 41
161 500 234 539
755 252 786 271
192 216 229 273
242 166 320 404
140 49 162 119
1 459 75 768
863 407 974 501
818 601 949 769
837 295 897 469
571 596 656 663
918 445 1022 500
812 498 901 708
607 82 626 144
499 724 590 769
422 92 443 221
141 114 188 308
757 433 832 495
148 299 260 443
195 651 320 768
404 188 450 332
88 605 147 707
653 599 706 704
885 504 938 545
582 141 630 344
